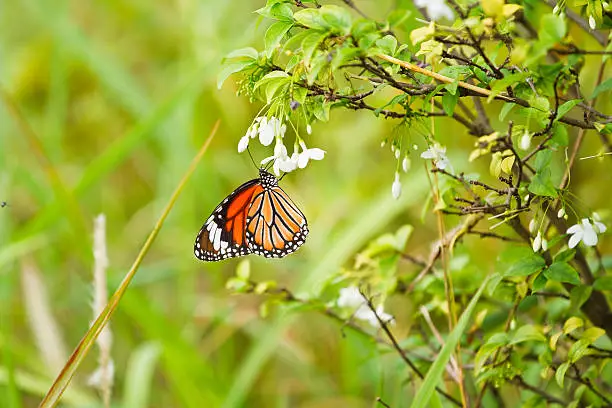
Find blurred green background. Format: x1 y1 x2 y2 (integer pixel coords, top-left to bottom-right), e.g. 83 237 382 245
0 0 610 407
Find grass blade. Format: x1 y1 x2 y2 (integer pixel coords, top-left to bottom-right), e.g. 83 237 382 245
410 276 490 408
38 120 220 408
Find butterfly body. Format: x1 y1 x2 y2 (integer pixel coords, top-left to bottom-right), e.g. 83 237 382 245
194 169 308 261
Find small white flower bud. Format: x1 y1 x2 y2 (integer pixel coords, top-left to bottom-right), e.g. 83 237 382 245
391 172 402 200
306 124 312 135
395 149 400 159
519 131 531 151
589 15 596 30
557 208 565 218
529 219 536 233
542 238 548 251
402 157 410 173
532 231 542 252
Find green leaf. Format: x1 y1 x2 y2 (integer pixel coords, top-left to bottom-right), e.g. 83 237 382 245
505 253 546 277
538 14 566 47
555 362 570 387
533 150 552 171
528 169 558 198
582 327 605 343
563 316 584 334
319 5 352 35
331 46 361 71
256 2 294 22
217 60 256 89
591 77 612 99
499 102 516 121
544 262 581 285
556 99 582 120
253 71 290 102
532 271 548 291
301 31 328 67
593 276 612 290
510 324 547 344
312 97 331 121
294 8 329 31
442 92 458 116
553 248 575 263
568 339 590 363
351 20 377 39
292 86 308 104
474 332 509 373
306 52 327 85
225 47 259 60
550 123 569 147
410 277 490 408
569 285 592 311
264 21 293 57
488 72 529 101
375 35 398 56
394 225 413 251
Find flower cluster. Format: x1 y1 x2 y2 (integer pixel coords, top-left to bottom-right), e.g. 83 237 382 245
238 116 286 153
336 286 394 328
238 116 325 176
567 217 606 248
529 214 607 251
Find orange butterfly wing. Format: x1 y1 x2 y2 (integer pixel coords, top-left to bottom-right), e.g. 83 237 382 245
245 186 308 258
194 169 308 261
194 180 262 261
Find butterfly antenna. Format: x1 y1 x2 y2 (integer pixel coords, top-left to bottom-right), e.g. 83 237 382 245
246 147 259 170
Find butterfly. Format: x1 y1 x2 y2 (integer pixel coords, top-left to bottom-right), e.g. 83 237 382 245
194 168 309 261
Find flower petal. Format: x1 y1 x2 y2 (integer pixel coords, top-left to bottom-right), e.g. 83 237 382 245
421 149 435 159
568 232 582 248
308 148 326 160
237 135 250 153
259 124 275 146
582 223 598 246
566 224 582 234
297 152 309 169
594 221 607 233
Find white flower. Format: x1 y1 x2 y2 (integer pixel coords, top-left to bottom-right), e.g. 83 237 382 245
337 286 363 309
414 0 454 21
297 141 326 169
402 156 411 173
258 116 286 146
261 141 298 176
567 218 607 248
421 143 451 170
519 131 531 151
337 286 394 328
391 172 402 199
532 231 542 252
237 135 250 153
589 15 596 30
